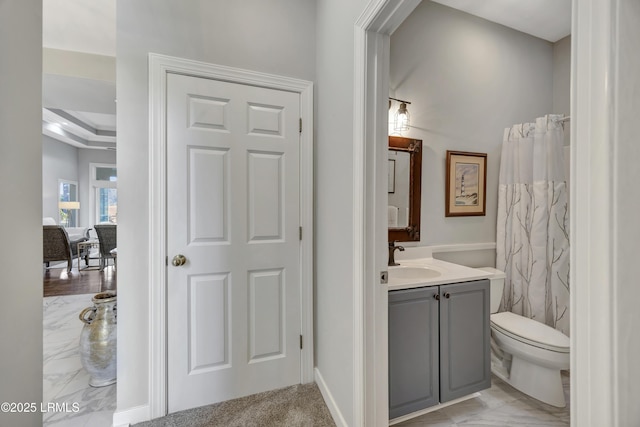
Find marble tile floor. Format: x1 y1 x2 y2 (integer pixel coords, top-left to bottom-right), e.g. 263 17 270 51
43 294 115 427
395 371 570 427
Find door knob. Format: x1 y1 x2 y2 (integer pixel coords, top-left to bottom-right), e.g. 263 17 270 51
172 254 187 267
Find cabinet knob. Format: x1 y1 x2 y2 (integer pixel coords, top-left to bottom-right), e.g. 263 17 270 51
434 294 440 300
444 292 451 299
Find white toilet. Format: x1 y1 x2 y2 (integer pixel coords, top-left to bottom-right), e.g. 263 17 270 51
479 267 570 407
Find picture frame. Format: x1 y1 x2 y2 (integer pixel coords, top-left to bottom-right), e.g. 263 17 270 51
388 159 396 193
445 150 487 217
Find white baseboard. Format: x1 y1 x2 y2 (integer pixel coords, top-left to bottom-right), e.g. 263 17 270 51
112 404 151 427
315 368 348 427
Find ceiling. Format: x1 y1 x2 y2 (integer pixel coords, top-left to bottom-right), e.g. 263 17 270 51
42 0 116 150
41 1 570 150
43 0 116 57
432 0 571 43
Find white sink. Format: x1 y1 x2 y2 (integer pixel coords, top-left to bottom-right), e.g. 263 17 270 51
386 247 494 290
388 265 441 285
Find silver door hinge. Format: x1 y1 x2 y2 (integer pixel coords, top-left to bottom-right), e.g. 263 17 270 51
300 335 303 349
299 118 302 133
299 226 302 241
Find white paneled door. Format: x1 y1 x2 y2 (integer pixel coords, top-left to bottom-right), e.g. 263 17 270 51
166 73 301 412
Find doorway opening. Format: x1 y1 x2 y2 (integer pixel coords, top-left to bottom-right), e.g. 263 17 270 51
355 1 579 425
42 2 117 425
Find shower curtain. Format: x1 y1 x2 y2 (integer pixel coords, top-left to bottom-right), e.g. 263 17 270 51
496 115 570 336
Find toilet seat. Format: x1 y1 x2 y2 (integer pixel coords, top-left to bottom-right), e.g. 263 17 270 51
491 312 569 353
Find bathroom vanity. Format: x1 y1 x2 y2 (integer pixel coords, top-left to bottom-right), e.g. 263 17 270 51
387 251 492 423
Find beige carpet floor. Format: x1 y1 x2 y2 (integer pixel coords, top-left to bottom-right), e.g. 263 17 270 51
134 383 336 427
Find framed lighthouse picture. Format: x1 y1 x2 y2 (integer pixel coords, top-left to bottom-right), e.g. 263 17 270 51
445 150 487 217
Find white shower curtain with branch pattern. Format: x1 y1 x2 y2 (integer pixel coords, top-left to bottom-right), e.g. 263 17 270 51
496 115 570 336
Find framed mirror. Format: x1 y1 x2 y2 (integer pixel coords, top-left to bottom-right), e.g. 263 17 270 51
388 136 422 242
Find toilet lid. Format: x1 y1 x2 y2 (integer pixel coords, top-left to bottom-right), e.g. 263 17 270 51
491 312 569 353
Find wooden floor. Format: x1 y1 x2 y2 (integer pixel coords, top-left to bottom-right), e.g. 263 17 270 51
43 264 117 297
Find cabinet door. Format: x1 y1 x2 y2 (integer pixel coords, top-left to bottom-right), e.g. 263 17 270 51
389 287 440 419
439 279 491 402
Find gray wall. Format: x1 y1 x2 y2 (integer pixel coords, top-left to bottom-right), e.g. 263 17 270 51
553 36 571 146
0 1 43 426
390 2 554 254
553 36 571 118
116 0 316 417
42 135 79 222
314 0 369 423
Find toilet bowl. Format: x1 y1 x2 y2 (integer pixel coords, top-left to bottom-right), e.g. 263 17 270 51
479 267 570 407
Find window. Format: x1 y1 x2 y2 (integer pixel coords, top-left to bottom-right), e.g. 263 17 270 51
95 166 117 182
91 164 117 224
59 180 78 227
98 187 118 224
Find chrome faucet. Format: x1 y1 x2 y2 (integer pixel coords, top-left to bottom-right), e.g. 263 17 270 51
388 241 405 266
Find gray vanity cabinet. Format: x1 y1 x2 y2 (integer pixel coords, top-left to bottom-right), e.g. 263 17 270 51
389 279 490 419
389 286 440 419
439 280 491 402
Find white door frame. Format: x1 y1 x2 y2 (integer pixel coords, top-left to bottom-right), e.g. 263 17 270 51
355 0 616 426
570 0 620 425
148 53 314 418
353 1 422 425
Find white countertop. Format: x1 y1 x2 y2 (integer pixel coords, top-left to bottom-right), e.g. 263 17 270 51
387 247 492 291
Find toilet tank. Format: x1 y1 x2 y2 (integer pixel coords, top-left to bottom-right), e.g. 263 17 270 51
478 267 505 314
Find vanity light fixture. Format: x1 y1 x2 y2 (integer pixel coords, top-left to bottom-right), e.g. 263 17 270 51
389 97 411 131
